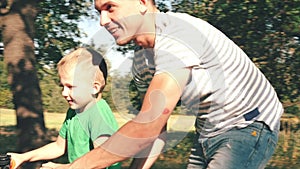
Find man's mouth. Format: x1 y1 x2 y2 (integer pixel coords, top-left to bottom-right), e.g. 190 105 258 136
110 28 118 34
107 25 121 36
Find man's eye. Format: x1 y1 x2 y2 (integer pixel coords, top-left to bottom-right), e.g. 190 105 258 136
105 4 115 12
106 4 112 10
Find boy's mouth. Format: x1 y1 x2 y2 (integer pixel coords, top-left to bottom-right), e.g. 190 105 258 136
67 99 74 104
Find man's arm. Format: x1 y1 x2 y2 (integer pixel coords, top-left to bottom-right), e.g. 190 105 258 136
93 136 110 148
128 125 167 169
59 68 191 169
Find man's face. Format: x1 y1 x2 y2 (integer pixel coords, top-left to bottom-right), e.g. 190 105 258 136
94 0 145 45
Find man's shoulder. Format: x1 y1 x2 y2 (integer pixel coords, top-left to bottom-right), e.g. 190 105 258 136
157 12 203 24
156 11 206 38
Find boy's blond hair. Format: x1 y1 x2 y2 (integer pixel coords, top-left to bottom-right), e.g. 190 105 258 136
57 48 107 93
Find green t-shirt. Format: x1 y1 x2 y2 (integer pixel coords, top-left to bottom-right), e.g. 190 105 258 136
59 99 120 168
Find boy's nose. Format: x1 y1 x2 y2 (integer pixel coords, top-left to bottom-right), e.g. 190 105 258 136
61 87 69 97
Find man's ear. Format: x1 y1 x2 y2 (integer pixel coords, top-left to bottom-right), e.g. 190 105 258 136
139 0 148 14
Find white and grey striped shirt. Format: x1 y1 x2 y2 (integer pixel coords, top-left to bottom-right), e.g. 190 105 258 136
132 12 284 137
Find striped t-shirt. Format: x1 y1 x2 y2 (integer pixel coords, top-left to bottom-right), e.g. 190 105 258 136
132 12 284 137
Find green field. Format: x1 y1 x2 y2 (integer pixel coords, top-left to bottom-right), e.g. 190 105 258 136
1 109 300 169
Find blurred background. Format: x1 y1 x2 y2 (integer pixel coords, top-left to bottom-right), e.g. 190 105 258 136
0 0 299 168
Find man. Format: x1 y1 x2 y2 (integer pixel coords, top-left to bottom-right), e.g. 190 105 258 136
56 0 284 168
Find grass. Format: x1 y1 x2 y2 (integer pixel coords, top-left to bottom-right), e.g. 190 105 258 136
1 109 300 168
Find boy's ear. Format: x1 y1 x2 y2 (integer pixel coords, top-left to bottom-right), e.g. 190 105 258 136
92 81 103 94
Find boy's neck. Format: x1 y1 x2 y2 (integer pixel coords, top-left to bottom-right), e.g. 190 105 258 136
76 95 103 113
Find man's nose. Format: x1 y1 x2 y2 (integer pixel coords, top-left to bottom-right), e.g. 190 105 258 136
100 11 111 26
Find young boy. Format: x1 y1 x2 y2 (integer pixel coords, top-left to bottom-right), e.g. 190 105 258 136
8 48 120 169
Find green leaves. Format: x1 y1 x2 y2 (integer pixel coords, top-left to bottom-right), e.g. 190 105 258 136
34 0 94 65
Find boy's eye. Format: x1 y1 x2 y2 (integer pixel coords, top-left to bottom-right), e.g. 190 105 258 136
66 85 74 89
59 84 74 89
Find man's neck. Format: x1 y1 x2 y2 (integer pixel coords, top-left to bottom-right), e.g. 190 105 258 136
134 10 159 48
134 34 155 48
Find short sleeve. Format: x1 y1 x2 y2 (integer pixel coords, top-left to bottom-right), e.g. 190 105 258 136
59 108 75 139
154 12 205 73
88 100 119 141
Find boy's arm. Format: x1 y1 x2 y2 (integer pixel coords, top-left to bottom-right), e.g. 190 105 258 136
41 136 110 169
55 68 191 169
8 135 66 169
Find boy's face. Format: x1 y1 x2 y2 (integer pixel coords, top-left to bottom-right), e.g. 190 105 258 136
59 67 96 112
95 0 147 45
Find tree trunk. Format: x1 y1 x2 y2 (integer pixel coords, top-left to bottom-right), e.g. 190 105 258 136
0 0 46 168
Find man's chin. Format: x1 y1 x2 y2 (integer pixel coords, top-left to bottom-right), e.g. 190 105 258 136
115 37 133 46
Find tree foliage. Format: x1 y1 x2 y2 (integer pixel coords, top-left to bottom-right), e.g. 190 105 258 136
0 59 13 108
35 0 94 65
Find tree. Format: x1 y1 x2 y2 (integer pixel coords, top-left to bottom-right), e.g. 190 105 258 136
0 0 94 168
0 1 45 168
